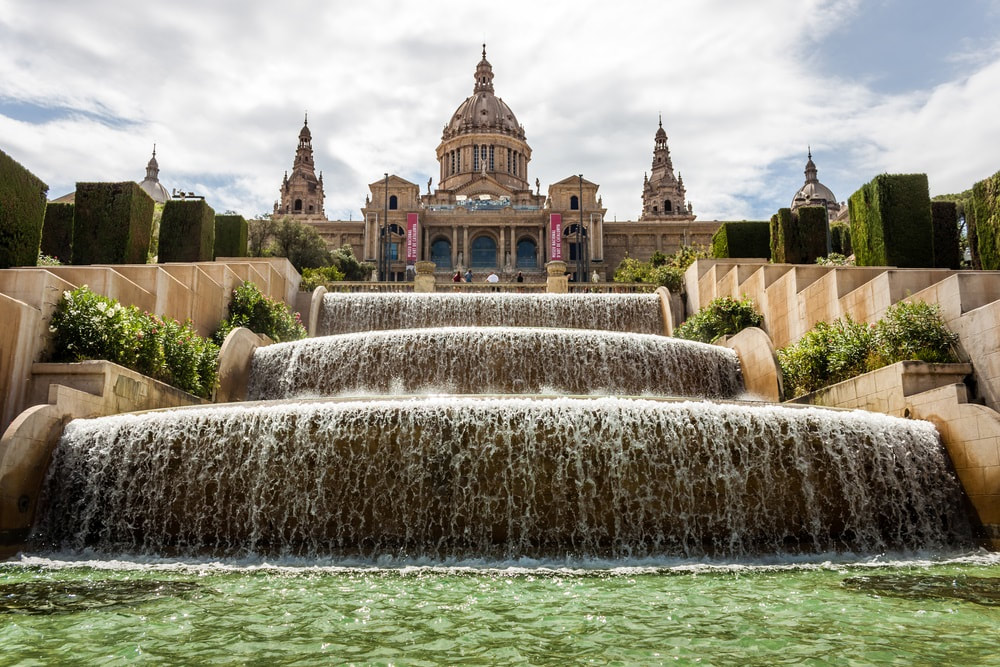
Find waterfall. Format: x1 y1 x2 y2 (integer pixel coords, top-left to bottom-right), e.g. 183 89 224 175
248 328 743 400
317 293 664 335
35 397 971 558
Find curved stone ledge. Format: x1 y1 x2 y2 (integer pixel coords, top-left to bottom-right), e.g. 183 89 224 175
216 327 271 403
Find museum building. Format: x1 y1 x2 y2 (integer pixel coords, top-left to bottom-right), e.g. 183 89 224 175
278 47 724 279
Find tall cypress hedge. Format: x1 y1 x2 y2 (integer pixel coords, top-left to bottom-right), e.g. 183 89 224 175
159 199 216 262
711 221 770 259
41 202 74 263
970 170 1000 270
0 148 49 268
930 201 961 269
848 173 933 267
214 214 248 258
73 182 155 265
771 207 828 264
830 222 852 256
769 208 793 263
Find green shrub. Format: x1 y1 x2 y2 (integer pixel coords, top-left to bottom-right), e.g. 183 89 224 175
612 245 708 293
214 214 248 259
159 199 216 262
41 202 74 263
930 201 961 269
848 173 933 267
969 169 1000 270
830 222 852 256
674 295 763 343
815 253 853 266
301 265 347 290
48 286 218 398
214 282 307 344
777 301 958 399
0 148 48 268
72 182 154 265
711 221 770 259
871 301 959 366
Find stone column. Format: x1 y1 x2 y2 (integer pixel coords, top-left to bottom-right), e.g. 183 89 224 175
463 226 470 269
451 226 458 269
499 227 505 270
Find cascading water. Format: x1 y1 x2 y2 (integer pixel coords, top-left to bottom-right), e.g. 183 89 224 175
317 292 664 335
247 328 743 399
31 291 975 560
34 397 970 558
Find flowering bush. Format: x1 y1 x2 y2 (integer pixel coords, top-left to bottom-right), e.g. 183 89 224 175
48 286 219 398
213 282 307 344
674 296 764 343
777 301 959 399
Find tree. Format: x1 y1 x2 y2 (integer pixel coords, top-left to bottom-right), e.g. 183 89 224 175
268 216 332 272
247 215 276 257
330 244 373 281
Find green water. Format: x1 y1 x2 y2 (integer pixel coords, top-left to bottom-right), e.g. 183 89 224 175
2 555 999 665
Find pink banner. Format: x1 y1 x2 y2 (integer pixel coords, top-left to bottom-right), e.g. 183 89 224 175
549 213 562 261
406 213 419 263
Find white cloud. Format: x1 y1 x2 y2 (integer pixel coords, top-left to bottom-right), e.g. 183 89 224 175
1 0 999 222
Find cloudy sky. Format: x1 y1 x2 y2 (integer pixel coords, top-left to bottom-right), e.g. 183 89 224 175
2 0 999 223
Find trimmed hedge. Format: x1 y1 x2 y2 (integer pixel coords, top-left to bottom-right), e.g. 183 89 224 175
0 148 49 268
930 201 961 269
830 222 852 256
214 214 248 258
73 182 154 265
848 173 933 267
41 202 74 263
711 221 770 259
159 199 216 262
970 169 1000 270
769 208 792 263
771 206 827 264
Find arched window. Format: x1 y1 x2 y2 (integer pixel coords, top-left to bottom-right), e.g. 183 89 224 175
470 235 497 268
516 238 537 268
664 199 672 212
431 239 452 268
570 195 579 210
294 199 302 212
389 195 398 210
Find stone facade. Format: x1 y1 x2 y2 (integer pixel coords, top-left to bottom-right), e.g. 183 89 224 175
288 47 722 280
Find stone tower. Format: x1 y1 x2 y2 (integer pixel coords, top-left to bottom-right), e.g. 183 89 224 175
640 116 694 221
276 115 326 218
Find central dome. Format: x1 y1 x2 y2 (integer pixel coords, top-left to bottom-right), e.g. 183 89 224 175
442 45 524 141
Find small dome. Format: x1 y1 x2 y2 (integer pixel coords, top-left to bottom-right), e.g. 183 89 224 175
140 179 170 204
791 149 836 209
792 181 837 207
443 45 524 140
139 146 169 203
